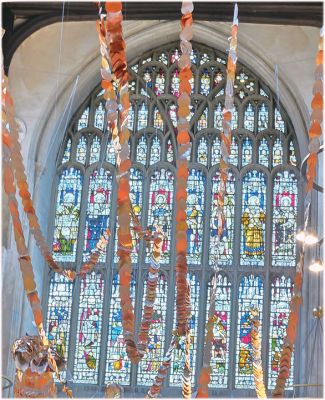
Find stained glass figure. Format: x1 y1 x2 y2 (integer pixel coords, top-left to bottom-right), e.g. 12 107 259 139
53 168 82 262
136 135 148 165
89 136 101 164
235 275 264 388
272 138 283 167
167 139 174 163
171 48 180 64
83 169 112 261
213 71 223 87
171 69 180 97
74 272 104 383
288 140 297 166
158 52 168 65
208 274 231 388
229 136 239 167
62 139 71 163
240 171 267 266
187 169 205 264
137 103 148 130
197 108 208 130
153 107 164 130
94 103 105 131
150 136 161 165
105 273 136 385
168 103 178 128
200 69 211 96
231 106 238 130
242 137 253 167
197 137 208 166
214 102 223 130
258 138 269 168
211 137 221 166
143 67 153 89
268 276 294 389
147 169 174 263
106 136 116 165
274 108 285 133
77 107 89 130
154 69 165 96
170 273 200 386
127 104 135 131
272 171 297 267
46 273 73 380
137 273 168 385
244 103 255 132
76 136 87 165
210 170 235 266
257 103 268 132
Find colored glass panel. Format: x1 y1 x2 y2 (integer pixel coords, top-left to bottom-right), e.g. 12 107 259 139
257 103 268 132
232 106 238 130
200 69 211 95
76 136 87 164
137 273 168 385
258 138 269 168
89 136 101 164
197 137 208 166
53 168 82 261
213 71 223 87
200 53 210 64
275 108 285 133
153 107 164 130
77 107 89 130
168 103 178 128
136 135 147 165
244 103 255 132
147 169 174 263
158 52 168 65
94 103 105 130
74 272 104 383
171 69 180 97
272 171 298 267
289 140 297 166
208 274 231 388
150 136 161 165
167 139 174 163
106 136 116 165
83 168 112 261
127 105 135 131
137 103 148 130
235 275 264 388
143 67 153 89
268 276 294 389
214 102 223 130
272 138 283 167
62 139 71 163
171 48 180 64
211 137 221 165
197 108 208 130
154 69 165 96
240 171 267 266
242 137 253 167
229 136 239 167
210 170 235 266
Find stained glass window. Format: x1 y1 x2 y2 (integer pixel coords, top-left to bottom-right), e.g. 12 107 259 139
210 170 235 266
200 53 210 64
153 107 164 130
272 138 283 167
214 102 223 130
167 139 174 163
89 136 101 164
77 107 89 130
268 276 294 389
94 103 105 130
200 69 211 95
83 168 112 261
171 48 180 64
171 69 180 97
137 103 148 130
105 273 136 385
208 274 231 388
232 106 238 130
274 108 285 133
158 52 168 65
235 275 264 388
240 171 267 266
187 169 205 264
53 168 82 261
272 171 298 267
170 272 200 386
258 138 269 168
62 139 71 163
143 67 153 88
257 103 268 132
137 273 168 385
213 71 223 87
197 137 208 166
74 272 104 383
76 136 87 164
244 103 255 132
106 136 116 165
154 69 165 95
136 135 148 165
242 137 253 166
168 103 178 128
211 136 221 166
127 104 134 130
229 136 239 167
147 169 174 263
150 136 161 165
289 140 297 166
197 108 208 131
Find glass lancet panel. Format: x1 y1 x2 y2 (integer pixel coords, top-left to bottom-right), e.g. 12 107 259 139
208 274 231 388
211 137 221 165
200 69 211 95
106 136 116 165
158 52 168 65
187 169 205 264
83 168 112 261
214 102 223 130
167 139 174 162
242 137 253 166
232 106 238 130
200 52 210 64
289 140 297 166
213 70 223 87
171 69 180 97
74 272 104 383
170 273 200 386
240 171 267 266
153 107 164 130
274 108 285 133
143 67 153 89
154 69 165 96
235 275 264 388
76 136 87 165
210 170 235 266
127 105 134 131
244 103 255 132
168 103 178 128
94 103 105 130
77 107 89 130
257 103 268 132
62 139 71 164
137 273 168 385
268 276 294 389
258 138 269 168
105 273 136 385
53 168 82 261
272 138 283 167
136 135 148 165
272 171 298 267
150 136 161 165
197 108 208 130
171 48 180 64
229 136 239 167
147 169 174 263
197 137 208 166
89 136 101 164
137 103 148 130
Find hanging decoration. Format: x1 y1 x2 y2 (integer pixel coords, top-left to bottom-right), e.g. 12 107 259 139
197 4 238 398
306 28 323 192
250 308 267 399
105 383 124 398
